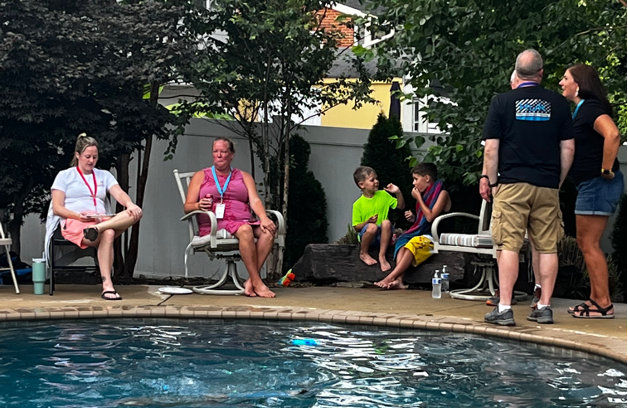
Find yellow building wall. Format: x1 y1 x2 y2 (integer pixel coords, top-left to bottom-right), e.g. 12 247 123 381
320 78 401 129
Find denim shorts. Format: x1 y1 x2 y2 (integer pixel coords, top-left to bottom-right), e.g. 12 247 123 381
575 170 625 216
358 222 391 248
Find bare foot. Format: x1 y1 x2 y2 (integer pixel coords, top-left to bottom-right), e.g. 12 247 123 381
360 253 378 266
387 278 408 290
374 278 392 288
244 279 257 297
379 257 391 272
253 283 276 298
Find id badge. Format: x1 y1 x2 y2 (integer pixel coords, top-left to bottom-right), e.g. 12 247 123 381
215 203 226 219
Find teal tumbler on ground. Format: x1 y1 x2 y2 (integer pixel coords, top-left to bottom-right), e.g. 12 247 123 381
32 258 46 295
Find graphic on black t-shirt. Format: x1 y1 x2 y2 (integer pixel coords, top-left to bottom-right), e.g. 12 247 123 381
515 99 551 121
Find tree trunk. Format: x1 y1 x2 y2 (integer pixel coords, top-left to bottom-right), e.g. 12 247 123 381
113 153 130 278
120 82 159 279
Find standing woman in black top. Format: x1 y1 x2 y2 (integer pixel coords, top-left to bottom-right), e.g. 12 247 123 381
559 64 623 319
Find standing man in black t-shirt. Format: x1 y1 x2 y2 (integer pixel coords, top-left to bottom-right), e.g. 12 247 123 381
479 49 575 326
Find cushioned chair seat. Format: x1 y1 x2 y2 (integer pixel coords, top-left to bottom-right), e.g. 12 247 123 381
431 201 528 301
439 233 493 248
190 229 234 247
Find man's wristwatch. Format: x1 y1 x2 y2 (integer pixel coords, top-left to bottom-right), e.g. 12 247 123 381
480 174 498 188
601 168 615 178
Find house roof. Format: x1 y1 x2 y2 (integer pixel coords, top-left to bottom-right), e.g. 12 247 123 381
327 50 380 78
335 0 366 13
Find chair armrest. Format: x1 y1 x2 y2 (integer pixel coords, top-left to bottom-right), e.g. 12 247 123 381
266 210 286 248
180 210 220 248
180 209 214 222
266 210 286 234
431 212 480 242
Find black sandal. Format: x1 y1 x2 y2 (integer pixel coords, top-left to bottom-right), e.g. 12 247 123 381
572 298 614 319
83 227 99 241
567 300 591 315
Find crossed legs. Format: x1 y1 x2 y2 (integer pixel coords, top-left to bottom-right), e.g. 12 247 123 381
235 224 276 298
82 211 141 299
374 247 412 289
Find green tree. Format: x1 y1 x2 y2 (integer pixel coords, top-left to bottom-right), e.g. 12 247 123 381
364 0 626 186
0 0 195 278
180 0 374 278
284 135 328 270
360 113 414 227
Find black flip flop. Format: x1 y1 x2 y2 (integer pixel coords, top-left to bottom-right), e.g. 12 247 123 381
101 290 122 301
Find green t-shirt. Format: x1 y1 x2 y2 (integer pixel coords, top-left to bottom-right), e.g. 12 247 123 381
352 190 398 227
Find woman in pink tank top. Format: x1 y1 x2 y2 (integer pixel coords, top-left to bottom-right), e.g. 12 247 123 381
183 137 277 298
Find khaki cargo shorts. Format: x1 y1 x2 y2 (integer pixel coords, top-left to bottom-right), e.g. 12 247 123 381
491 183 564 253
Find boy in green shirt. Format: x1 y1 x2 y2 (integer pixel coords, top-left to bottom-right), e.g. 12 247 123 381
352 166 405 271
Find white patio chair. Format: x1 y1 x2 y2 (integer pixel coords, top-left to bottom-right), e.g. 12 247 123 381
0 222 20 293
173 169 286 295
431 200 527 301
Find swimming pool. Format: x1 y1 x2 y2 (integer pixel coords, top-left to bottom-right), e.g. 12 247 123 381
0 319 625 407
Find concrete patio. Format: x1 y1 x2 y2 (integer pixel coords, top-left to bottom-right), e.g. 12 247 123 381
0 283 625 363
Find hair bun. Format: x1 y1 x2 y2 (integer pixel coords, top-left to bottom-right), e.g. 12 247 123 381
78 132 87 138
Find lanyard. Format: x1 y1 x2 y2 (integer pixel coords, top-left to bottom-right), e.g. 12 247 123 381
211 166 232 202
517 81 539 88
76 167 97 208
572 99 585 119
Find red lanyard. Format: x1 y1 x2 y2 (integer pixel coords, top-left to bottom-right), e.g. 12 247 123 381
76 167 97 208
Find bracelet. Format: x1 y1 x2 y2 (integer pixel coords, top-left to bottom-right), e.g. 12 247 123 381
489 181 499 188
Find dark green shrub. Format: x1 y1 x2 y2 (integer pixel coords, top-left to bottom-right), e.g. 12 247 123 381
284 135 328 270
360 113 414 228
610 194 626 302
555 236 589 299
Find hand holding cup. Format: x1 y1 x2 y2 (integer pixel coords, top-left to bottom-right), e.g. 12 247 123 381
199 194 214 211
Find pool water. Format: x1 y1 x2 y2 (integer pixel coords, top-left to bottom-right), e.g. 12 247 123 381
0 319 625 407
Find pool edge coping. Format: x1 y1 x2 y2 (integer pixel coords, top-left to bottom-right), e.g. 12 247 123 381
1 304 624 364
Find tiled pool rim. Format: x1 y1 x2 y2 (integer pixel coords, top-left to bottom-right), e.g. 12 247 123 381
1 304 624 364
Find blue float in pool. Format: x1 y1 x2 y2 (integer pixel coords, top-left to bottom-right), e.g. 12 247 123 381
292 338 318 346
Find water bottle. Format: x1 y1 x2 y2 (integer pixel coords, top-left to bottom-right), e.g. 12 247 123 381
432 270 442 299
441 265 450 293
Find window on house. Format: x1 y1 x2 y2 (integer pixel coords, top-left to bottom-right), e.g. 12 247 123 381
412 98 441 133
412 99 422 132
360 19 394 48
193 0 209 9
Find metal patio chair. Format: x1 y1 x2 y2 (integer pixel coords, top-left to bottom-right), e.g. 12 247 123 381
431 200 527 301
173 169 286 295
